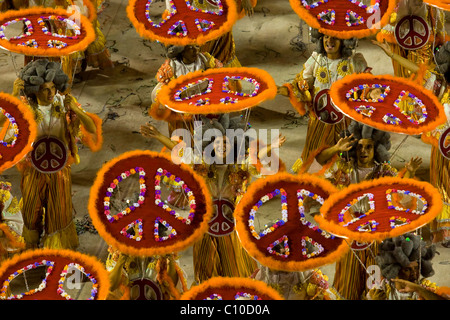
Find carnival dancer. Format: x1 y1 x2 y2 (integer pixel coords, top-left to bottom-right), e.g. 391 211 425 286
312 121 422 300
140 114 285 283
278 29 369 165
367 232 440 300
372 39 450 247
377 0 447 79
10 59 102 249
149 44 223 136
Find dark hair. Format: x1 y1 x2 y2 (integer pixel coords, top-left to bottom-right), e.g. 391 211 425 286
376 233 436 280
310 29 358 59
19 59 69 103
339 120 391 163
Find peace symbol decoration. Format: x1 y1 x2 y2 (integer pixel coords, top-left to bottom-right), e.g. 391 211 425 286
329 73 446 135
180 277 284 300
439 126 450 160
289 0 396 39
316 177 443 242
208 198 235 236
313 88 345 124
0 93 37 174
234 172 349 272
130 278 163 300
394 15 430 50
157 67 278 114
30 136 68 174
0 7 96 57
0 249 110 300
88 150 213 257
126 0 238 46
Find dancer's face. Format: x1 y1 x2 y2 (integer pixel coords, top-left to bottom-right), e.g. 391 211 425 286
213 136 231 162
356 138 375 167
398 261 420 283
36 82 56 105
182 45 200 64
323 35 342 58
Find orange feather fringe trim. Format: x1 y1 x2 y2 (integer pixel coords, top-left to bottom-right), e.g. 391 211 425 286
282 83 307 116
180 276 284 300
80 112 103 152
234 172 350 272
316 176 443 242
126 0 239 46
0 7 96 57
88 150 214 257
289 0 396 39
0 93 37 174
0 248 111 300
157 67 278 115
328 73 446 135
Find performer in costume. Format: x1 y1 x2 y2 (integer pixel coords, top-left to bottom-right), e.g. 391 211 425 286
10 59 102 250
377 0 447 79
367 232 440 300
140 114 285 283
373 39 450 247
149 44 223 136
311 121 422 300
278 29 369 165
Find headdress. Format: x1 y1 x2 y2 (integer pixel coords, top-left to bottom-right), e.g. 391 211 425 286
19 59 70 97
376 232 436 280
342 120 391 164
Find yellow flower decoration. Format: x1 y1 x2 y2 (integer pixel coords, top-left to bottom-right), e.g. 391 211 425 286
337 60 353 78
315 66 330 84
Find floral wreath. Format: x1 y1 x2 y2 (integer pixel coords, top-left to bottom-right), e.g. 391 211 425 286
88 150 213 257
0 93 37 174
156 67 278 114
289 0 396 39
329 73 446 135
126 0 239 46
0 7 96 57
0 248 110 300
234 172 350 272
316 176 443 242
180 276 284 300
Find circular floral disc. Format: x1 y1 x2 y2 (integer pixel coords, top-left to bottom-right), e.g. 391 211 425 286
288 0 396 39
0 7 96 57
329 73 446 135
0 249 110 300
180 277 284 300
316 177 443 242
127 0 238 46
88 150 213 257
423 0 450 11
157 67 277 114
234 172 349 272
0 93 37 173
